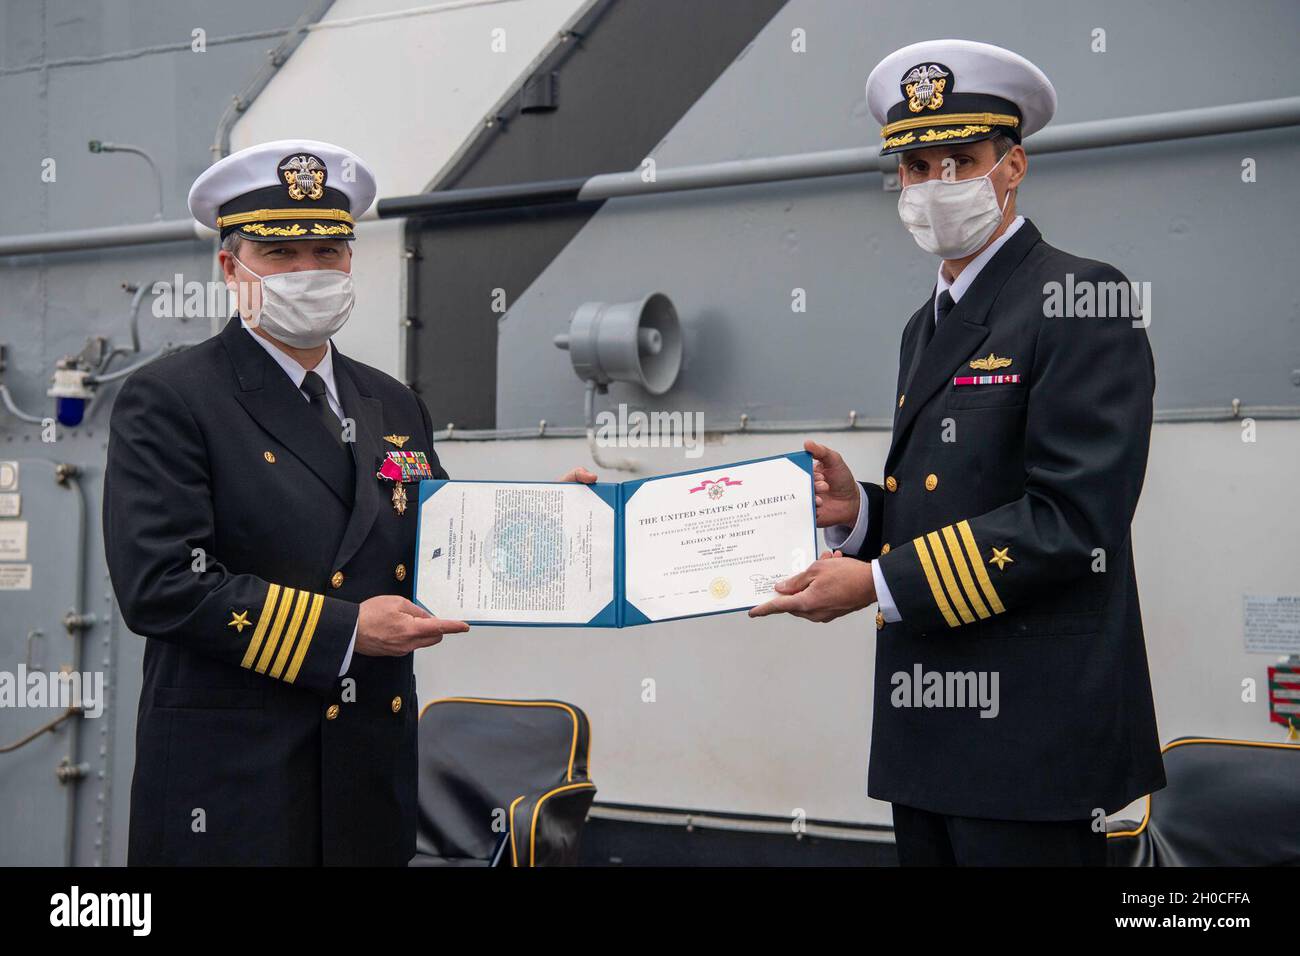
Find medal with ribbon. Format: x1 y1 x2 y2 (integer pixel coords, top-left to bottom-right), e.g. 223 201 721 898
376 450 435 515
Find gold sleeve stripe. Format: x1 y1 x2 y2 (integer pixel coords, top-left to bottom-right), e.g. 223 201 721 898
256 587 296 674
270 590 311 679
957 520 1005 614
942 525 991 620
926 531 975 625
913 536 961 628
241 583 282 669
285 593 324 685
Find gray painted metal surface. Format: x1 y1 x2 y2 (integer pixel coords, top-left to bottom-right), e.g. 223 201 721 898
0 0 331 866
495 0 1300 428
577 96 1300 199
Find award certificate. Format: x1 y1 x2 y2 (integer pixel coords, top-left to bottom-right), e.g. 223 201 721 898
412 451 816 627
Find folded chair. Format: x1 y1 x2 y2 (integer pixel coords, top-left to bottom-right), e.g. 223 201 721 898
1107 736 1300 866
410 697 597 866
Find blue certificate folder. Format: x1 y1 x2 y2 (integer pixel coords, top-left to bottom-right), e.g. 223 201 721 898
411 451 817 628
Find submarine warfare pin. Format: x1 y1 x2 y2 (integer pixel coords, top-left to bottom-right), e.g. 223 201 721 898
376 450 435 515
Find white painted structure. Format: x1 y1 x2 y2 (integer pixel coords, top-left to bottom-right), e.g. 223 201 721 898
233 0 593 373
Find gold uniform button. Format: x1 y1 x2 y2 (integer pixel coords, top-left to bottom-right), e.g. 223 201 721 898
898 394 905 408
330 570 344 589
395 563 407 582
326 704 340 720
391 696 403 714
925 473 938 492
880 543 891 555
263 451 276 463
885 476 898 493
875 611 885 631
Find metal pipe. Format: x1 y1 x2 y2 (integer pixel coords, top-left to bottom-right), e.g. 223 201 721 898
426 403 1300 441
587 803 895 844
125 281 157 354
90 142 165 220
377 177 590 219
580 95 1300 200
0 383 45 424
61 468 89 867
86 344 188 384
581 147 880 201
1026 95 1300 156
0 219 212 257
583 381 640 472
3 95 1298 256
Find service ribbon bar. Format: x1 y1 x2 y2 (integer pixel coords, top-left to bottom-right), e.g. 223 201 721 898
377 450 435 482
952 374 1022 387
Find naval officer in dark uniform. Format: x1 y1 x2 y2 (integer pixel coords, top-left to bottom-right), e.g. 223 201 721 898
751 41 1165 865
104 139 593 865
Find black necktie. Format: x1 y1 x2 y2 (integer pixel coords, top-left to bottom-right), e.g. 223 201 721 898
904 290 954 396
301 371 355 503
936 289 955 325
920 289 955 351
935 287 956 335
301 371 343 445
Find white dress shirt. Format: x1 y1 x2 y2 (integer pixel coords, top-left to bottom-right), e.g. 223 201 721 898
825 216 1025 622
242 321 357 675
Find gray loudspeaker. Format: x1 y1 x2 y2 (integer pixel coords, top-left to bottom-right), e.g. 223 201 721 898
553 293 682 395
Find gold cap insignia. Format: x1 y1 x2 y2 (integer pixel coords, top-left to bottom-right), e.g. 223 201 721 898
970 353 1013 371
901 63 950 113
278 153 326 201
383 435 409 448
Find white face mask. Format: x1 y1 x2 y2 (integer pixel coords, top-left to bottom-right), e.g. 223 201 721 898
897 150 1011 260
229 253 355 349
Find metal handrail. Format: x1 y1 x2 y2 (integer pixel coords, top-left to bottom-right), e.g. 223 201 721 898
2 96 1296 257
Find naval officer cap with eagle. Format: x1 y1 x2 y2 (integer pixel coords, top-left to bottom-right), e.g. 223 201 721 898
188 139 377 241
867 39 1057 156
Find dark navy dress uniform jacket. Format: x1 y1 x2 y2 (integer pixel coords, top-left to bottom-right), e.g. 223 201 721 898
104 315 447 865
853 220 1166 820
